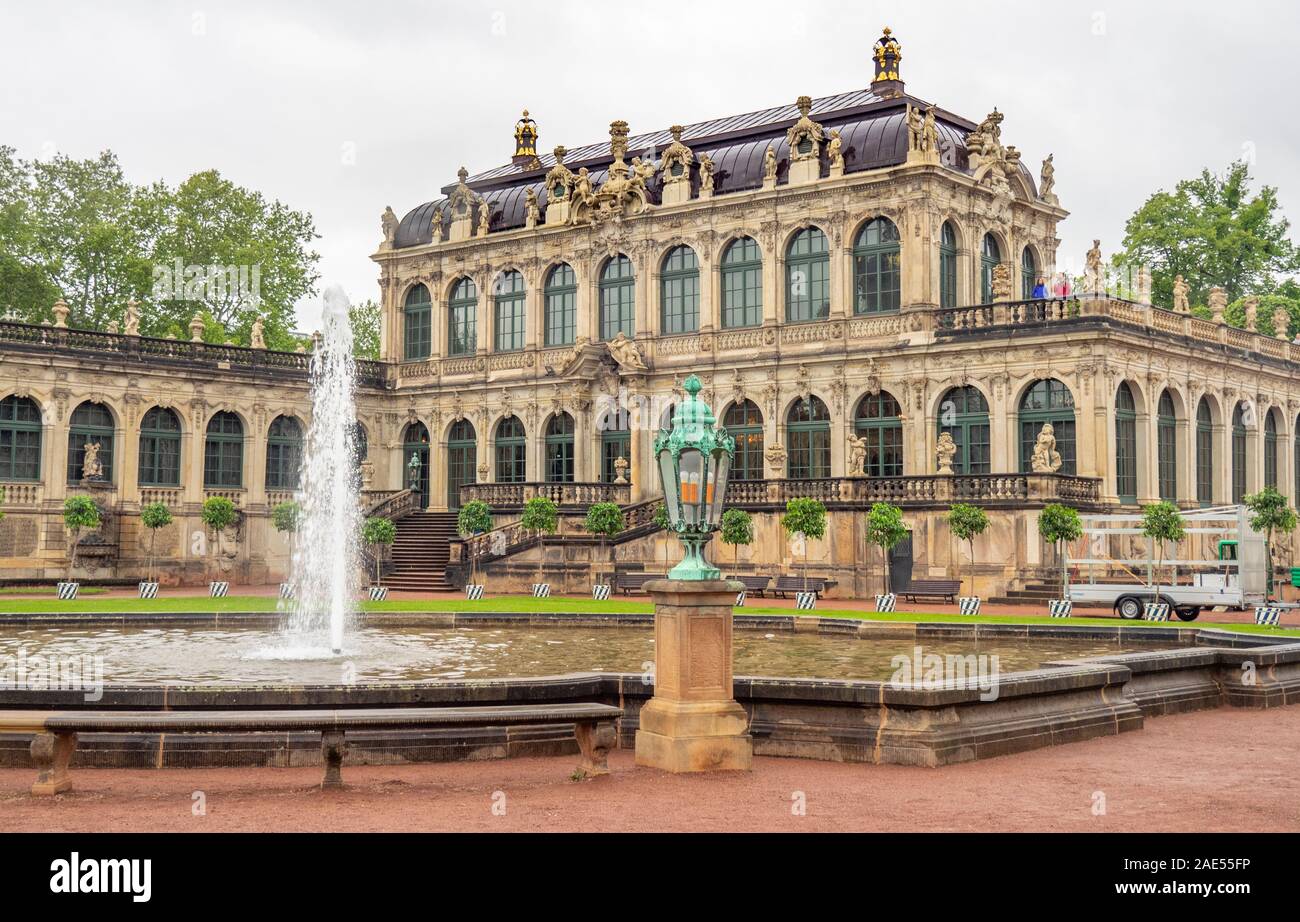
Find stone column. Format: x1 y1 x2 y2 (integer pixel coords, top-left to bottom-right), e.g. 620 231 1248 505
635 579 753 773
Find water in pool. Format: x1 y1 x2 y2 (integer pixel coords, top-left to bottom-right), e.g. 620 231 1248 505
0 624 1145 685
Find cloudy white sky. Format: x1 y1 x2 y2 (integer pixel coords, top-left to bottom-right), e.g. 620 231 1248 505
2 0 1295 328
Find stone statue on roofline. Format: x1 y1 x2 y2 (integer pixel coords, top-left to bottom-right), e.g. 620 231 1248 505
251 316 266 350
827 130 844 171
698 153 715 195
1243 296 1259 331
1172 274 1190 313
381 206 399 247
1208 287 1227 324
1039 154 1055 202
524 188 540 229
124 299 140 336
1083 240 1104 294
763 145 778 183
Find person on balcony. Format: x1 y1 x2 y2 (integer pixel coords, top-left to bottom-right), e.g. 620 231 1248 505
1032 277 1047 299
1050 272 1071 298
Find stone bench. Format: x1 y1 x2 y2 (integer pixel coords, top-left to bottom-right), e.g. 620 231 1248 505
2 702 623 794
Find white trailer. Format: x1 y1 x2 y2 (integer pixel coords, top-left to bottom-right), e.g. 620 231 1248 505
1063 505 1267 620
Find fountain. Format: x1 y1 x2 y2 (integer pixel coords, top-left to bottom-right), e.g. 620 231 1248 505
282 285 362 655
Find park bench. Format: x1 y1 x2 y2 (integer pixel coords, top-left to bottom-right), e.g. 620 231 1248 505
614 572 666 594
772 576 836 599
901 579 962 603
727 575 772 597
3 702 623 795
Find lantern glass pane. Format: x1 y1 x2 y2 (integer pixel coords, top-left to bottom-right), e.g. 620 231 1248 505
708 451 730 525
658 449 682 526
679 448 703 526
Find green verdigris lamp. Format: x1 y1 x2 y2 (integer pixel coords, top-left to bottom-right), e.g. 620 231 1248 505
654 374 735 580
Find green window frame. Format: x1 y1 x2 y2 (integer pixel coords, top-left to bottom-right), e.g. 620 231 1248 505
544 264 577 346
402 423 430 509
1231 404 1247 503
494 416 526 483
203 411 244 488
1019 379 1076 475
265 415 303 491
854 391 903 476
852 218 901 315
721 237 762 329
785 227 830 322
660 246 699 335
1295 416 1300 507
447 277 478 356
446 419 477 509
786 396 831 479
723 400 764 481
980 233 1001 304
1264 412 1278 491
1021 246 1037 299
403 284 432 361
1115 384 1138 503
67 401 115 484
1196 400 1214 506
0 395 43 481
493 271 526 353
1157 391 1178 502
545 413 575 483
600 427 630 484
939 222 958 309
938 386 990 474
599 255 635 341
138 406 181 487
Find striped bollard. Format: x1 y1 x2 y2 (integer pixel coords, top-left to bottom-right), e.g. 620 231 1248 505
735 590 746 608
138 581 159 599
1254 606 1282 627
1143 602 1170 622
958 596 981 615
532 583 551 598
56 581 79 601
209 581 229 598
1048 600 1072 618
279 583 295 600
465 584 484 600
874 593 896 613
592 584 611 601
795 591 817 611
369 586 388 602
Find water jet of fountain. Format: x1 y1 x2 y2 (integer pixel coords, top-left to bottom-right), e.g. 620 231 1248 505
284 285 362 655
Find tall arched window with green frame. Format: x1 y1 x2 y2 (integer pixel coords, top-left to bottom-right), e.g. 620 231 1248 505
1018 379 1076 475
938 386 990 474
402 422 430 509
544 413 575 483
939 221 958 308
785 227 830 322
1196 399 1214 506
1231 403 1248 503
543 264 576 347
203 411 244 488
980 233 1001 304
723 400 764 481
659 245 699 334
138 406 181 487
1264 410 1278 491
493 271 525 352
1157 390 1178 501
446 419 477 509
599 254 635 340
1295 415 1300 505
852 218 900 315
1115 383 1138 504
0 395 42 481
494 415 526 483
854 392 903 476
67 401 115 484
721 237 762 328
403 283 432 361
786 396 831 479
447 277 477 356
265 415 303 491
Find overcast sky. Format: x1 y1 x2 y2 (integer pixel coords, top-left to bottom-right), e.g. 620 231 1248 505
2 0 1295 328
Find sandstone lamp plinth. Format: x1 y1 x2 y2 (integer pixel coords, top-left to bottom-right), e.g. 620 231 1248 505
635 579 753 773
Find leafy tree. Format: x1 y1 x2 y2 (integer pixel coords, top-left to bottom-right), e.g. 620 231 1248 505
1225 293 1300 338
1244 487 1297 598
62 495 101 579
1140 501 1185 605
457 500 493 585
1117 160 1299 307
781 497 827 592
0 147 59 322
349 299 381 360
520 496 559 585
865 502 908 596
361 516 397 587
947 503 989 597
139 501 173 584
719 508 754 572
1038 504 1083 598
271 500 302 570
201 496 238 576
584 502 626 580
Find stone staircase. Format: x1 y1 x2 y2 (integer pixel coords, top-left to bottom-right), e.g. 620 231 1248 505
985 580 1064 606
383 511 459 592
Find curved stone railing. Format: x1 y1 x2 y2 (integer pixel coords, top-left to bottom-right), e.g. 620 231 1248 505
458 481 630 508
363 488 417 521
451 496 661 569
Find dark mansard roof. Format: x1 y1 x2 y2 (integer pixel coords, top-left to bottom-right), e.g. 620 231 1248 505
393 87 1033 249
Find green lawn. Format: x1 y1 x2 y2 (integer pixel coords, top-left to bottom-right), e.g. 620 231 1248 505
0 594 1295 637
0 586 106 596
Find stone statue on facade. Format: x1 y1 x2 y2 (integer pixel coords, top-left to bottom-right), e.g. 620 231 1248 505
965 108 1005 170
827 129 844 171
124 299 140 336
381 206 399 246
1244 296 1259 331
606 331 647 372
659 125 694 182
524 187 540 229
52 299 69 328
991 262 1013 301
189 312 205 343
763 144 778 183
847 432 867 476
785 95 824 161
475 199 491 237
1208 286 1227 324
1083 239 1104 294
613 455 629 484
1136 265 1152 306
106 320 120 334
764 441 787 477
698 153 715 194
1172 274 1190 313
936 431 957 475
1030 423 1063 473
907 103 924 151
430 207 444 243
1274 305 1290 341
1039 154 1055 201
81 442 103 480
251 316 266 349
922 106 938 153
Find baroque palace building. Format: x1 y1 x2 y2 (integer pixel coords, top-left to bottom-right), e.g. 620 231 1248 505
2 28 1298 594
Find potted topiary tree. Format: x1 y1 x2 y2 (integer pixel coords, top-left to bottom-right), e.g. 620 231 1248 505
1141 500 1185 618
865 502 908 606
584 502 625 596
201 496 238 596
1244 487 1297 601
1038 503 1082 610
271 500 302 598
947 503 989 607
139 501 173 598
720 508 755 606
60 495 101 599
456 499 493 598
521 495 559 597
780 497 827 608
361 516 397 600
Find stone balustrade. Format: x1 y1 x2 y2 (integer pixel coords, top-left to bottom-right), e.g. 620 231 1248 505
723 473 1102 509
458 481 631 509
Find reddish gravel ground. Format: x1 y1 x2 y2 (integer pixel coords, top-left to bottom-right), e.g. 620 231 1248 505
3 705 1297 832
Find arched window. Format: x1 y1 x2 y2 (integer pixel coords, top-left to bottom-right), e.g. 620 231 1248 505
724 400 764 481
599 255 635 340
660 245 699 334
494 416 526 483
67 401 115 484
0 395 42 481
1265 411 1278 491
265 416 303 491
1197 399 1214 506
402 422 430 509
939 386 990 474
544 264 577 346
599 417 630 484
545 413 575 483
1115 384 1138 504
1019 379 1076 475
854 392 903 476
980 233 1002 304
1232 403 1248 503
786 396 831 479
721 237 762 329
203 411 244 488
1157 391 1178 502
852 218 901 315
447 419 477 509
138 407 181 487
1295 415 1300 505
403 284 432 361
493 270 526 352
1021 247 1038 299
447 277 477 356
939 222 958 309
785 227 830 322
